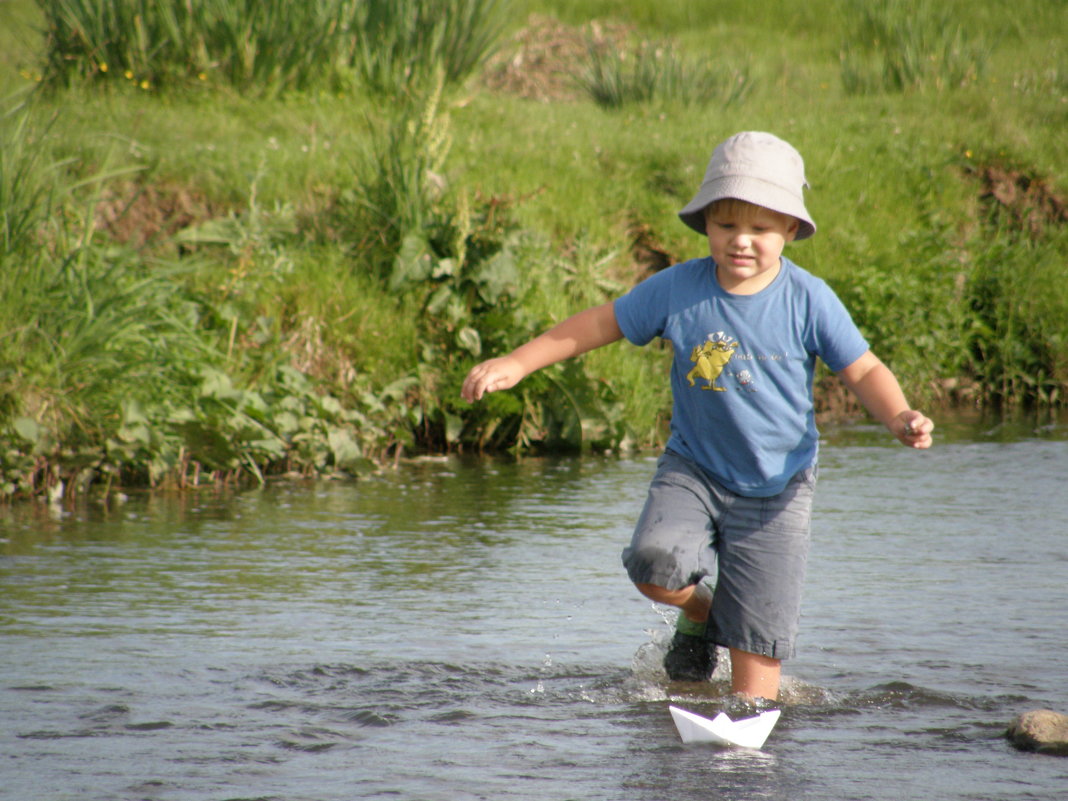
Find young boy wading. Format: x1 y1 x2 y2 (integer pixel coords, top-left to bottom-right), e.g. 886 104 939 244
461 131 934 701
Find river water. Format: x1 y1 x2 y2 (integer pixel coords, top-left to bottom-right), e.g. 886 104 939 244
2 415 1067 801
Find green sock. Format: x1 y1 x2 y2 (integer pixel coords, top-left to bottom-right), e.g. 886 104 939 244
675 611 707 637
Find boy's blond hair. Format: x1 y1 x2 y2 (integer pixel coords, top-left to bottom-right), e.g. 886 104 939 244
703 198 800 229
704 198 763 219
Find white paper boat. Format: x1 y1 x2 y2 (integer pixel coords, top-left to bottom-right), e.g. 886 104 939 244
669 705 781 749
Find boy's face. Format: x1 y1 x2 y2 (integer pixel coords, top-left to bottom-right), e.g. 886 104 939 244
704 203 800 294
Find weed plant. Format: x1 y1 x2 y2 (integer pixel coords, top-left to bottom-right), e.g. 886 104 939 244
339 92 620 450
341 80 454 282
0 95 61 263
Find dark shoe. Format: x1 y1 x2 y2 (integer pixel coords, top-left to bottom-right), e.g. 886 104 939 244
663 630 718 682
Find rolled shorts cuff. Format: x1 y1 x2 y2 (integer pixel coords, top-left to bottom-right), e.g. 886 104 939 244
715 636 796 661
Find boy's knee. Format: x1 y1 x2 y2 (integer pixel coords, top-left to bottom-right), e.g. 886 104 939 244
633 581 707 609
634 581 678 604
623 545 700 588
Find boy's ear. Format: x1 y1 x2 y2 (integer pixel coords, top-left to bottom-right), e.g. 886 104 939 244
784 217 800 242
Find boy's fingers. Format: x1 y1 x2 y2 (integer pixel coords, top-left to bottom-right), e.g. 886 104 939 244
464 380 487 402
902 412 929 431
900 413 933 448
462 358 523 402
460 372 480 401
462 364 498 401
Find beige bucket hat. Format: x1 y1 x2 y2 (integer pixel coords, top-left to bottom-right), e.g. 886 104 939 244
678 131 816 240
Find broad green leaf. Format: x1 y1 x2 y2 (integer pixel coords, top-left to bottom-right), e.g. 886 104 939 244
328 427 362 468
12 417 40 444
456 326 481 356
444 412 463 443
474 248 519 304
390 234 434 288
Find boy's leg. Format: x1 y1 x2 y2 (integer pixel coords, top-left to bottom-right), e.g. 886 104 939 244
710 466 816 701
729 649 781 701
622 452 720 681
638 583 783 698
640 581 717 681
623 453 815 694
632 585 786 696
636 584 783 697
634 581 711 624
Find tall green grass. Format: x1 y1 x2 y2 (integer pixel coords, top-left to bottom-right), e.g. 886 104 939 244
39 0 341 92
340 80 454 281
0 95 60 263
964 222 1068 407
349 0 509 95
576 38 751 108
37 0 509 95
839 0 990 93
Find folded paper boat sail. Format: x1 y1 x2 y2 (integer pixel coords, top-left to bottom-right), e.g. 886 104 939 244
669 705 781 749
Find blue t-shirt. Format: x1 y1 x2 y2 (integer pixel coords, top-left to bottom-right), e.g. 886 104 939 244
614 256 868 497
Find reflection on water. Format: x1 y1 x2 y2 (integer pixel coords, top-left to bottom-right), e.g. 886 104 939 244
2 415 1067 801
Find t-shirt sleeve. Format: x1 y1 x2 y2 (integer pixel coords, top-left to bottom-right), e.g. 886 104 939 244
809 281 870 372
613 267 674 347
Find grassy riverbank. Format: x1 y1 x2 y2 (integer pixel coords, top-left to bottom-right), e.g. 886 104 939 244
1 0 1066 499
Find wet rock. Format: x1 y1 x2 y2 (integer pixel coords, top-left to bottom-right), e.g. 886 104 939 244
1006 709 1068 756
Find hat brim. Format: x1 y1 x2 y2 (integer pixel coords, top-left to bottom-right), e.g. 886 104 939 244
678 176 816 240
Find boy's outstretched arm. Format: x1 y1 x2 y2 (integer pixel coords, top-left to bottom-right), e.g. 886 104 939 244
461 302 623 402
837 350 934 449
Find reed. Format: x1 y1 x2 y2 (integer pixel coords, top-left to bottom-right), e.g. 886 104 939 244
38 0 349 93
349 0 509 95
0 95 61 268
37 0 508 95
839 0 990 93
576 38 751 108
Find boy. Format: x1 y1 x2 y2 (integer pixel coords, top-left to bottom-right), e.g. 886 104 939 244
460 131 933 701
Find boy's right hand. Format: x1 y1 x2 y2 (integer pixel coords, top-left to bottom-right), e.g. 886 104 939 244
461 356 527 402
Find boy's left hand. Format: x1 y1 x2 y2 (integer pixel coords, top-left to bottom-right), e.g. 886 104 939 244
896 411 934 449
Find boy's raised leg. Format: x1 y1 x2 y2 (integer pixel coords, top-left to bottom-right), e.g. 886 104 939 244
635 582 717 681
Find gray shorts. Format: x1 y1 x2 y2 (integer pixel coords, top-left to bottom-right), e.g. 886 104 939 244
622 449 816 660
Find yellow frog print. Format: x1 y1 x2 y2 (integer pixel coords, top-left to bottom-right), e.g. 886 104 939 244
686 332 737 391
